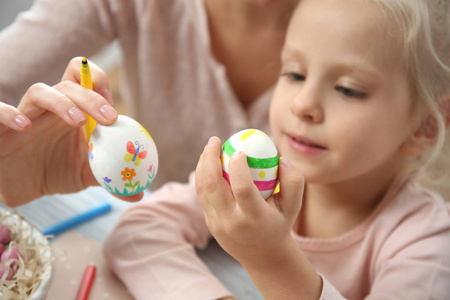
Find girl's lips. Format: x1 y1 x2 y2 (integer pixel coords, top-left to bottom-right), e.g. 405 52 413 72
286 134 326 155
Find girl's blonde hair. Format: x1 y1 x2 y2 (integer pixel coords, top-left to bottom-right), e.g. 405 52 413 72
373 0 450 198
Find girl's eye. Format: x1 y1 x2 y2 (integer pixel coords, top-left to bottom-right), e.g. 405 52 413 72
281 72 305 82
290 73 305 81
336 86 365 98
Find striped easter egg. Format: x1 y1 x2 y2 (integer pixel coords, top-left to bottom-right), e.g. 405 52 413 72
221 129 279 199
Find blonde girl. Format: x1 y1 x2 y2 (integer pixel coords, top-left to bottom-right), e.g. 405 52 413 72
194 0 450 298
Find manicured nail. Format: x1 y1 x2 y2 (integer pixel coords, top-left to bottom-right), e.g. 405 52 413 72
281 156 292 167
68 107 86 124
100 105 118 120
14 115 30 129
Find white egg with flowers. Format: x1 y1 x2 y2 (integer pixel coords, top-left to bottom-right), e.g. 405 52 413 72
221 129 279 199
88 115 158 196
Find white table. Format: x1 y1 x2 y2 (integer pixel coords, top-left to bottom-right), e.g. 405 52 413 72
1 187 263 299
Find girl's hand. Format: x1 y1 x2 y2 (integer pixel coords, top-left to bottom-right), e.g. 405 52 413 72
196 137 322 299
195 136 304 267
0 57 143 206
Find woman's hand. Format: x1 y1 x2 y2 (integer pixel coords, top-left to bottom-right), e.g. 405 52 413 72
195 136 304 267
0 57 143 206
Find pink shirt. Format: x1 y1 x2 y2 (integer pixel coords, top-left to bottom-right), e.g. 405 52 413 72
0 0 273 188
104 173 450 299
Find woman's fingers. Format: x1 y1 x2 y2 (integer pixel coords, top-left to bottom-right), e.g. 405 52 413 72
0 102 31 134
53 80 118 125
17 81 118 127
6 57 116 134
114 192 144 202
18 82 87 126
63 57 114 105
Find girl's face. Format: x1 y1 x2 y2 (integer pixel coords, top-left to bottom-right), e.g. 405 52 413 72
270 0 418 185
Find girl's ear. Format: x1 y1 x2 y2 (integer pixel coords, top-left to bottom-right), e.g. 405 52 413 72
400 115 439 157
400 96 450 157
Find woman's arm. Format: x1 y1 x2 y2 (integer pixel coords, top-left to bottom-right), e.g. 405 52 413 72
0 0 116 106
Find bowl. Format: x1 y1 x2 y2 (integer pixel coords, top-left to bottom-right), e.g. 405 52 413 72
0 209 54 299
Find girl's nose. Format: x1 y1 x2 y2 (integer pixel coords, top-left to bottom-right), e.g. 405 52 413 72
290 83 324 123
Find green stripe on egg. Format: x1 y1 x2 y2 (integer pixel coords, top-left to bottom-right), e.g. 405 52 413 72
222 139 279 169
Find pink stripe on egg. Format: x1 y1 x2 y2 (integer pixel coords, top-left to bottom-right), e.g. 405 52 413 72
222 171 277 191
223 170 231 184
254 179 278 191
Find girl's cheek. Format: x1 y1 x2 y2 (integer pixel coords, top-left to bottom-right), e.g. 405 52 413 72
270 99 286 126
269 106 280 132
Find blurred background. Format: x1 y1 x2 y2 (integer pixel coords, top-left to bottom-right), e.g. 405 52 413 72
0 0 35 30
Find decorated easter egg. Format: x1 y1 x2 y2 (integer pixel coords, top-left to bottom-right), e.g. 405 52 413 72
222 129 279 199
88 115 158 196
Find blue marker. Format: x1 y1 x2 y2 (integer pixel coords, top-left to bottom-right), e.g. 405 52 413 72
42 202 112 236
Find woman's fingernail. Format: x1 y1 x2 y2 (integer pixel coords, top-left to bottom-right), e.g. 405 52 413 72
281 156 292 167
68 107 86 124
14 115 30 129
100 105 118 121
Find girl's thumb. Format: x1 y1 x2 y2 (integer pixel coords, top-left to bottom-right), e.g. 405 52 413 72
275 157 304 219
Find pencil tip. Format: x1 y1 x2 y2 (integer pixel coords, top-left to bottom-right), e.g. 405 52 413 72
82 57 87 64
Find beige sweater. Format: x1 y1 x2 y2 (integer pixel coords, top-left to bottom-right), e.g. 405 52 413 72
0 0 273 188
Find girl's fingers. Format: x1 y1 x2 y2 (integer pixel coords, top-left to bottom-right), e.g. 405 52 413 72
0 102 31 134
63 57 114 105
272 157 304 220
195 137 234 213
228 151 263 214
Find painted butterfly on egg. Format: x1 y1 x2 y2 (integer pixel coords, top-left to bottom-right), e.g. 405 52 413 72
123 141 148 166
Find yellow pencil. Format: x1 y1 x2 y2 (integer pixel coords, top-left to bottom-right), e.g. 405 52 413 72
80 57 96 143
